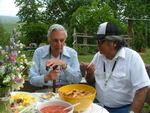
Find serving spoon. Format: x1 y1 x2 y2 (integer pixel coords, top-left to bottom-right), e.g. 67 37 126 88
63 103 80 111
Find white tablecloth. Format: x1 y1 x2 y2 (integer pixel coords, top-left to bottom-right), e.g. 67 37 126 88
82 103 109 113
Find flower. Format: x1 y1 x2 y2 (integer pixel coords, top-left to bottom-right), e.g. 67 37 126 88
0 36 29 95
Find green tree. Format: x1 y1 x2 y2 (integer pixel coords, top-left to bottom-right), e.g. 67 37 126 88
15 0 48 45
108 0 150 20
22 22 48 45
108 0 150 48
71 1 126 34
68 0 127 46
15 0 43 23
42 0 93 26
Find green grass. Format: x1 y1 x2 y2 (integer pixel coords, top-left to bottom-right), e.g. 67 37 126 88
78 54 94 62
140 49 150 64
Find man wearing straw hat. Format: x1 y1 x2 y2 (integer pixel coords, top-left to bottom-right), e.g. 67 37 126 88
83 22 150 113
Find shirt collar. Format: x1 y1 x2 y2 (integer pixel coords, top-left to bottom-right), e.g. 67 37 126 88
42 45 49 58
42 45 71 58
114 47 125 59
99 47 125 60
62 46 71 58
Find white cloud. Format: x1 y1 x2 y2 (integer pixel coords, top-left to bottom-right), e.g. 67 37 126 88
0 0 19 16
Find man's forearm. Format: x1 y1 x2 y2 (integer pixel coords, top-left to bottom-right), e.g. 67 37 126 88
130 86 149 113
85 73 95 86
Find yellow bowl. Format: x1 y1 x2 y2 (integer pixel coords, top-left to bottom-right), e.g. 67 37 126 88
58 84 96 112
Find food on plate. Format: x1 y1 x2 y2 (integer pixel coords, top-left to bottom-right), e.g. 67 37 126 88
62 89 92 98
40 105 70 113
10 92 37 112
41 92 55 99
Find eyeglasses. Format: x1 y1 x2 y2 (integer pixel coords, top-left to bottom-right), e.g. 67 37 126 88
97 39 106 46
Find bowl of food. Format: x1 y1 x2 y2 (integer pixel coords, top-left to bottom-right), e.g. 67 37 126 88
37 100 74 113
58 84 96 112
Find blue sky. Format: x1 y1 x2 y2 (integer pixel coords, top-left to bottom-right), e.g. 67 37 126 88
0 0 18 16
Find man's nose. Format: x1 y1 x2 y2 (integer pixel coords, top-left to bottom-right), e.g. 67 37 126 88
58 40 62 45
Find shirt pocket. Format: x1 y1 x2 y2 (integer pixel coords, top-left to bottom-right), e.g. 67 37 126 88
95 67 105 79
112 72 126 78
110 72 127 89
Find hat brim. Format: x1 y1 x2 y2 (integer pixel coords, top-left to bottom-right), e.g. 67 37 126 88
105 35 123 41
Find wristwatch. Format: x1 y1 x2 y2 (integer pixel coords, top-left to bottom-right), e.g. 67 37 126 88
129 111 134 113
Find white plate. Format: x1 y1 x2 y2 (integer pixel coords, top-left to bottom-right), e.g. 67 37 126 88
82 103 109 113
10 91 38 113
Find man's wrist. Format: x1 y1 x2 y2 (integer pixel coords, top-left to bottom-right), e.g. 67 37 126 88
62 63 67 70
44 75 49 83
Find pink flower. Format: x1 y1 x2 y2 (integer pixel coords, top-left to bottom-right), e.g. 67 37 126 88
14 76 23 84
9 51 17 64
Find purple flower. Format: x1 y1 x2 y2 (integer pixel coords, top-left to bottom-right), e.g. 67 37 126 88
9 52 17 64
0 61 3 66
14 76 23 84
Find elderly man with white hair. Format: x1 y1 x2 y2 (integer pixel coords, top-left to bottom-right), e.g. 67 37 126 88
29 24 82 88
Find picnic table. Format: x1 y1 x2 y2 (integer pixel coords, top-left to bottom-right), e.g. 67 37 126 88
11 90 109 113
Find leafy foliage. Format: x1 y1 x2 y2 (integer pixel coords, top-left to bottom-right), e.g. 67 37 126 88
15 0 150 49
131 21 147 52
15 0 43 23
70 1 126 34
18 22 48 45
42 0 93 26
108 0 150 48
68 0 127 49
15 0 47 46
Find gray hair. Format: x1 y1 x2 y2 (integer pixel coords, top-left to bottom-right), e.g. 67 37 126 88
47 24 67 39
105 35 127 50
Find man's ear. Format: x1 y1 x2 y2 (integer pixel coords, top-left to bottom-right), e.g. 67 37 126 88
113 43 117 47
48 37 51 44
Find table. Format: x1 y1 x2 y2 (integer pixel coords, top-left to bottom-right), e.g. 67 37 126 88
34 93 109 113
11 92 109 113
80 103 109 113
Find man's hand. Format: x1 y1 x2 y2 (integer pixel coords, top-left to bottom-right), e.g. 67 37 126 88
80 62 95 76
80 62 95 85
46 58 66 70
86 63 95 76
44 69 59 82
